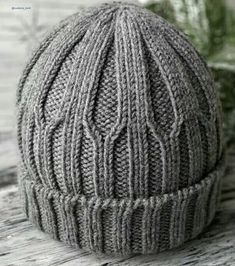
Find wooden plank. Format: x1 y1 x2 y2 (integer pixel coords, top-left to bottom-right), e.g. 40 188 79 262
0 146 235 266
0 135 17 187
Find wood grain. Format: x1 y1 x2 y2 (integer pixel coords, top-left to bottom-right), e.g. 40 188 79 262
0 146 234 266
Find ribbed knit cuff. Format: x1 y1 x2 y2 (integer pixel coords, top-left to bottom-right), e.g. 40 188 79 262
19 154 225 255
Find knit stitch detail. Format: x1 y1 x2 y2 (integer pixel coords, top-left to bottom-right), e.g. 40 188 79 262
17 2 226 255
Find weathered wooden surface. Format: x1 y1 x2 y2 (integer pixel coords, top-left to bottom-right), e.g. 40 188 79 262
0 145 234 266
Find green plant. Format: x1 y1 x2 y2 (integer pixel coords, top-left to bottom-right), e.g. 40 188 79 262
145 0 235 144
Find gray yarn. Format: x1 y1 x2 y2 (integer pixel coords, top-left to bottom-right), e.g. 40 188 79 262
16 2 226 255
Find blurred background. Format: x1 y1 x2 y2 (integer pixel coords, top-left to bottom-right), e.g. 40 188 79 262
0 0 235 186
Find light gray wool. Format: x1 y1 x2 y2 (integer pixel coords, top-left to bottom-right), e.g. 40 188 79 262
16 2 226 255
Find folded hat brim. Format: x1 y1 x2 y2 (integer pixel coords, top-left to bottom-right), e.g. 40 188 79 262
19 152 226 255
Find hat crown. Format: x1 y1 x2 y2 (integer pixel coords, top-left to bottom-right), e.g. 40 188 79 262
17 3 223 200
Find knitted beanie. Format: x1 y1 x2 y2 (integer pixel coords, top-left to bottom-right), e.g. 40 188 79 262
17 2 225 255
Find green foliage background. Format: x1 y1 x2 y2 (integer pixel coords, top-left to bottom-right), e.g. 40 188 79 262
145 0 235 145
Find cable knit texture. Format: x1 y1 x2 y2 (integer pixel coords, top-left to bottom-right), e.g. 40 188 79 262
16 2 226 255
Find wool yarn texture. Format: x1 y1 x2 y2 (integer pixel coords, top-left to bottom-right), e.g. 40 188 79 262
16 2 226 255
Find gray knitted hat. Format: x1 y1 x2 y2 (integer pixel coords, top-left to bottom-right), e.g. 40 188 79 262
17 2 225 255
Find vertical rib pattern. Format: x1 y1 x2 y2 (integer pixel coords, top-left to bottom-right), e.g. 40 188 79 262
17 2 225 255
